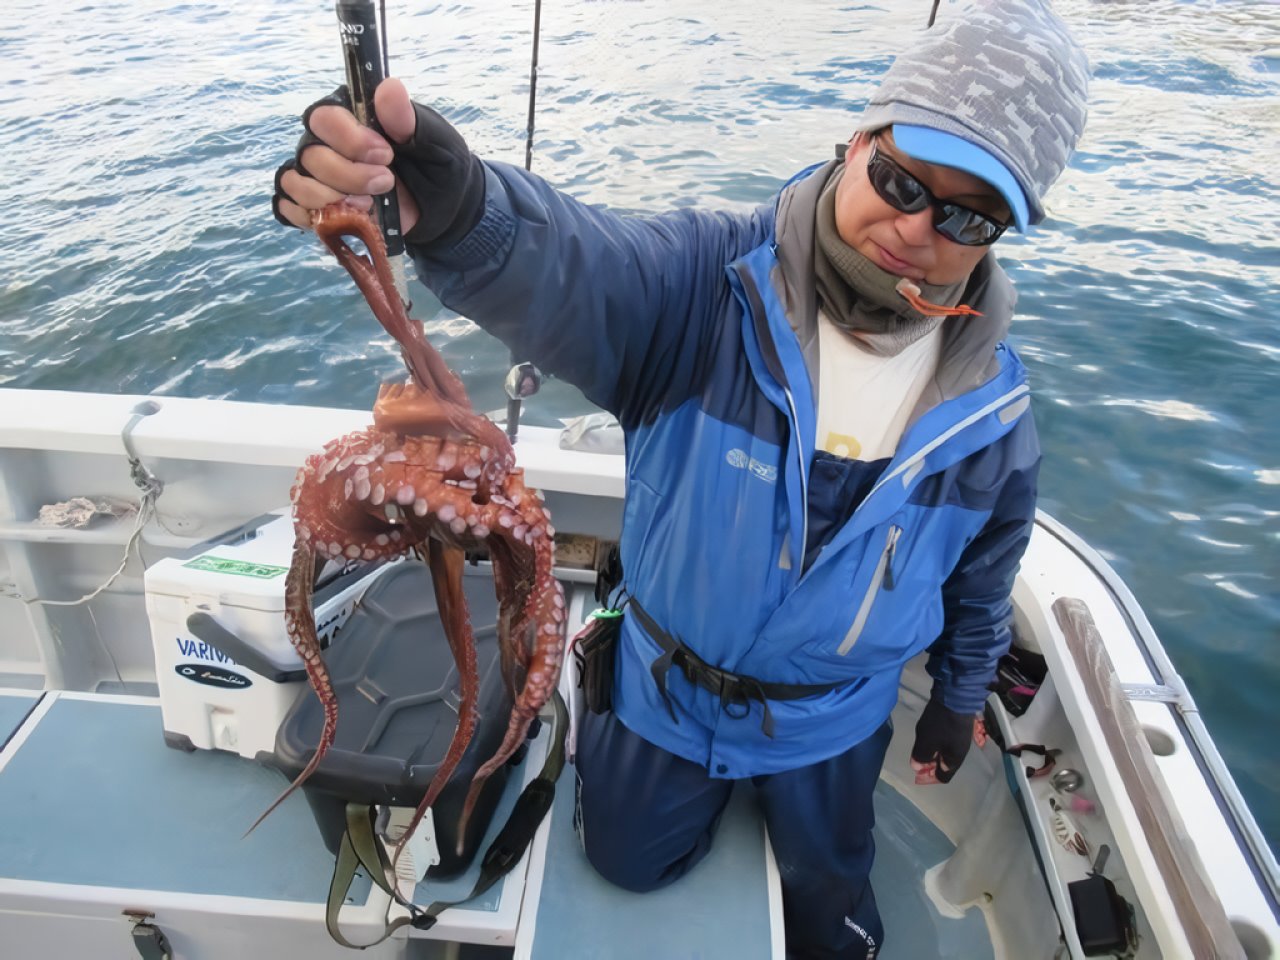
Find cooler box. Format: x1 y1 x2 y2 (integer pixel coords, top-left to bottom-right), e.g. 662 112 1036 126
145 510 391 761
271 560 515 880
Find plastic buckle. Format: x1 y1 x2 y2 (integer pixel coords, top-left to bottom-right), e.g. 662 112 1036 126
411 913 438 931
483 843 521 874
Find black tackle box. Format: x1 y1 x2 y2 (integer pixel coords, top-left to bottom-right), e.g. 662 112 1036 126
272 559 516 878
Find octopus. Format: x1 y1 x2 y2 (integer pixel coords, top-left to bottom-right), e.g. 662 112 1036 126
247 203 567 857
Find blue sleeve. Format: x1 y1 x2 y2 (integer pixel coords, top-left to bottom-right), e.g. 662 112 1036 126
407 162 773 426
927 419 1041 715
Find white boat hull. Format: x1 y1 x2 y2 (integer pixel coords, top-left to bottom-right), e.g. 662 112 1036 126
0 388 1274 959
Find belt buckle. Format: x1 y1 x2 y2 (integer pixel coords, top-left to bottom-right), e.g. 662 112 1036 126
674 649 699 687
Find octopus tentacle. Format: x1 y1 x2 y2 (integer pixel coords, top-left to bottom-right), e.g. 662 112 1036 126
454 530 565 851
244 537 334 836
486 535 532 697
390 540 480 869
316 205 470 410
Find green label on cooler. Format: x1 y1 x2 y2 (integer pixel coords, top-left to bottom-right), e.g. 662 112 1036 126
182 556 288 579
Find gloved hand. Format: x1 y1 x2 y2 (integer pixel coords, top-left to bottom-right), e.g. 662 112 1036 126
271 78 485 250
909 697 988 785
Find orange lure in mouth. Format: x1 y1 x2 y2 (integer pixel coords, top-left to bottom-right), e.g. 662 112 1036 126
895 278 984 318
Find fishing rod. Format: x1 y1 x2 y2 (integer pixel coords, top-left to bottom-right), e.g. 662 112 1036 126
334 0 409 309
502 0 547 443
333 0 542 441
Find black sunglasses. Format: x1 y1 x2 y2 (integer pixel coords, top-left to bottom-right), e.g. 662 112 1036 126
866 141 1009 246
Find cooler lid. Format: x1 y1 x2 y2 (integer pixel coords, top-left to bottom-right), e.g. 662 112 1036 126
145 511 298 612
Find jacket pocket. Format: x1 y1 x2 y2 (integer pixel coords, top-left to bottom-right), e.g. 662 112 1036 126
836 524 902 656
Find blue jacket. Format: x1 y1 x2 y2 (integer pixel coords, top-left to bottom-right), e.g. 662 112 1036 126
412 160 1039 778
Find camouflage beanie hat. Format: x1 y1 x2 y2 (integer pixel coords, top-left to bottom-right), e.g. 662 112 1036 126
856 0 1090 227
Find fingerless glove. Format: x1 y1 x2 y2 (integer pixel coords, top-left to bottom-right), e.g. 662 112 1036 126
910 697 976 783
393 100 486 250
272 86 486 250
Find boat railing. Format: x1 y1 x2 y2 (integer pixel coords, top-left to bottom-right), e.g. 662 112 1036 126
1056 596 1245 959
1037 510 1280 915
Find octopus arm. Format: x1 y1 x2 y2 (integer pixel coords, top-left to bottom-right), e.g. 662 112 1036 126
391 541 481 867
244 538 336 836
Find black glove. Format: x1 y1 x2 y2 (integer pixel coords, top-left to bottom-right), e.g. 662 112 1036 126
910 697 977 784
271 86 486 250
392 99 486 249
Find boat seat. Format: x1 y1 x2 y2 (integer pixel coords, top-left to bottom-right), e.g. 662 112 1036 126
516 761 782 959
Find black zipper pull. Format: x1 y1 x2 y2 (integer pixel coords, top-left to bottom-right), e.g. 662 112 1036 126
884 526 901 591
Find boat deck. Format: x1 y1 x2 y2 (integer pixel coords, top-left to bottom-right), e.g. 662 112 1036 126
2 390 1277 958
0 690 37 745
0 693 369 902
0 688 995 958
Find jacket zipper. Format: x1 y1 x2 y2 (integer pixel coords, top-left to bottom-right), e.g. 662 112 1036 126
734 262 809 572
781 384 809 568
801 383 1030 590
836 524 902 655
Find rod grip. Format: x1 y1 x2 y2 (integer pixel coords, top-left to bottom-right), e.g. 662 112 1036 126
335 0 405 258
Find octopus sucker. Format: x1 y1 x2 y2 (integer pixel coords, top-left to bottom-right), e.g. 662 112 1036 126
248 203 566 870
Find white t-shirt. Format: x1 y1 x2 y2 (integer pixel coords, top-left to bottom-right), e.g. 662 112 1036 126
814 309 942 462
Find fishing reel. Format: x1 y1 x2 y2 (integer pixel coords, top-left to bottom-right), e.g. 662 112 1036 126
504 362 543 401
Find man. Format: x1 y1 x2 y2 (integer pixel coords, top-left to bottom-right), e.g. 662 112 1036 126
273 1 1088 955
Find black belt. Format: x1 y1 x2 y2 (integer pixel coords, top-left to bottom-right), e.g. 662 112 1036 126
628 597 853 739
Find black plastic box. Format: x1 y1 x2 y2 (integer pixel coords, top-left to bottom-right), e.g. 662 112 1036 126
1068 873 1135 956
272 560 514 878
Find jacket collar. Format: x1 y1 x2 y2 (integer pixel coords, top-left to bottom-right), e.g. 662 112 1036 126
769 159 1021 407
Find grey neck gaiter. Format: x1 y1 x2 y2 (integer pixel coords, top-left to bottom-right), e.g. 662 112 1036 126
813 165 965 357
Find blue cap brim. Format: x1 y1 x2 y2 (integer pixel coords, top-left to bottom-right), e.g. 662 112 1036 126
891 124 1029 233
